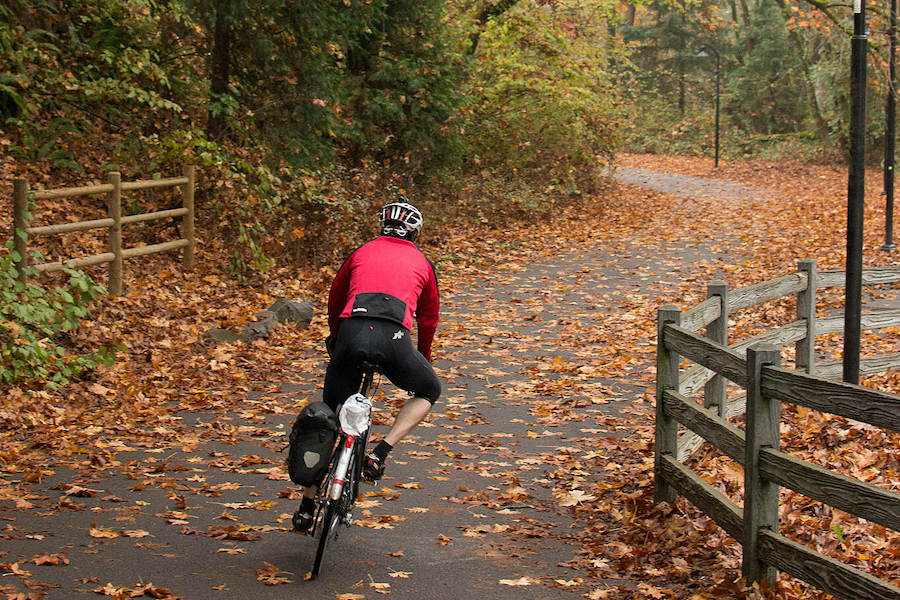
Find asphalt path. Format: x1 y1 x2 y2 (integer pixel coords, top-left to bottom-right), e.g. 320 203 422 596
0 169 769 599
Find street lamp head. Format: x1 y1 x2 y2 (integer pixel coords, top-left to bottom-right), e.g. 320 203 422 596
697 43 720 60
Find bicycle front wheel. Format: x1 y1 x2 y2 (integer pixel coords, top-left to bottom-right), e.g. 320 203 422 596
312 499 339 577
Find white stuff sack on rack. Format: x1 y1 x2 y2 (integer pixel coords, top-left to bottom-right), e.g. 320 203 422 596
339 393 372 436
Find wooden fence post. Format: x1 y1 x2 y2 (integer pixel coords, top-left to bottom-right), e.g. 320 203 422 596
13 179 29 283
181 164 195 269
704 280 729 417
743 343 782 585
796 259 818 374
655 304 681 505
108 172 123 295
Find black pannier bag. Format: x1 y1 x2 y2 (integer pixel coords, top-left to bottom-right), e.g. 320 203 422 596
287 402 339 486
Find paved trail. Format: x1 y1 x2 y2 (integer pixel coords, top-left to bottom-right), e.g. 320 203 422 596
0 168 775 599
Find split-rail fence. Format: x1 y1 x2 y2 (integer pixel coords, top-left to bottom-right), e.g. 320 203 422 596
11 166 196 295
655 259 900 599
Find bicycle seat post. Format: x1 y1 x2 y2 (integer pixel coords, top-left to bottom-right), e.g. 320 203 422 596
358 361 378 395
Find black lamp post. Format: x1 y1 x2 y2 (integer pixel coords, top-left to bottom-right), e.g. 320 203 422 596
844 0 868 384
697 44 721 168
884 0 897 252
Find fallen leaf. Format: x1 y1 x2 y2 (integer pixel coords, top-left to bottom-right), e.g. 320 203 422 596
88 522 120 539
558 489 596 507
256 562 292 585
29 553 69 566
499 576 535 586
121 530 152 538
388 569 411 578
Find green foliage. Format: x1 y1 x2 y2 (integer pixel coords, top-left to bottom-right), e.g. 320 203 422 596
618 0 899 161
462 0 623 195
620 91 709 156
146 128 284 278
622 0 708 117
339 0 468 169
0 242 114 388
145 127 375 278
178 0 468 171
181 0 343 164
726 2 808 135
2 0 188 167
832 521 845 545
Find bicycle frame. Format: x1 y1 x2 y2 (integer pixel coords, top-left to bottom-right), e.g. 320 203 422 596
328 433 357 501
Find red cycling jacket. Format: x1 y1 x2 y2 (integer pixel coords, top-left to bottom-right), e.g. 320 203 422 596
327 236 440 360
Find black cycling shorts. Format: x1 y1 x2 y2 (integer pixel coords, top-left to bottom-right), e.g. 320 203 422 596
323 317 441 410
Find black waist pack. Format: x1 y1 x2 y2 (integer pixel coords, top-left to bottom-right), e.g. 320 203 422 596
349 292 407 325
287 402 339 486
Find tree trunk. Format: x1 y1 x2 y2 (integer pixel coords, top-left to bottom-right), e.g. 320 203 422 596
738 0 751 25
207 0 232 140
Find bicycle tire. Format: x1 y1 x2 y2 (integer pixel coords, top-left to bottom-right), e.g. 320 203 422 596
312 499 338 577
310 440 342 577
312 443 357 577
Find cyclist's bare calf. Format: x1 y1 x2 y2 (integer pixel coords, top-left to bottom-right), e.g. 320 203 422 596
383 396 432 445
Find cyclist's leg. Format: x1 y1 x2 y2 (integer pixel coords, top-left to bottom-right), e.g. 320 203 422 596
323 323 368 410
379 323 441 446
383 396 432 446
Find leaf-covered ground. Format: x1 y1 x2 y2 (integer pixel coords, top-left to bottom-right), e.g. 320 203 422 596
1 154 899 599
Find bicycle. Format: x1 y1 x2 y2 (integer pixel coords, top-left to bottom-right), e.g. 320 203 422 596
308 362 378 578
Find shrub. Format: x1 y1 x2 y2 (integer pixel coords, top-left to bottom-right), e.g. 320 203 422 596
461 2 623 197
0 242 114 388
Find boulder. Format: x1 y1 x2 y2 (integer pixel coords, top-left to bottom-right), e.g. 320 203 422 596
268 298 314 328
200 298 314 345
243 310 279 339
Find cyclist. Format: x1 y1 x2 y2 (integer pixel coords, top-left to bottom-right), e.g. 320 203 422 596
293 197 441 532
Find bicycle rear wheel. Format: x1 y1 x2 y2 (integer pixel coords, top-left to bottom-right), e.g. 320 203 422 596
312 444 359 577
311 498 338 577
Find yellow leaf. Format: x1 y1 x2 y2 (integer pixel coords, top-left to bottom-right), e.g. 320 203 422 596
394 481 422 489
388 569 412 578
499 576 535 586
121 529 151 538
88 522 120 539
558 489 596 507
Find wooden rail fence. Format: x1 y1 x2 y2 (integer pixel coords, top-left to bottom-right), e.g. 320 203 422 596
12 166 196 295
655 259 900 599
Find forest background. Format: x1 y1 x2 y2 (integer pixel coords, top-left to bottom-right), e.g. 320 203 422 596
0 0 896 386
